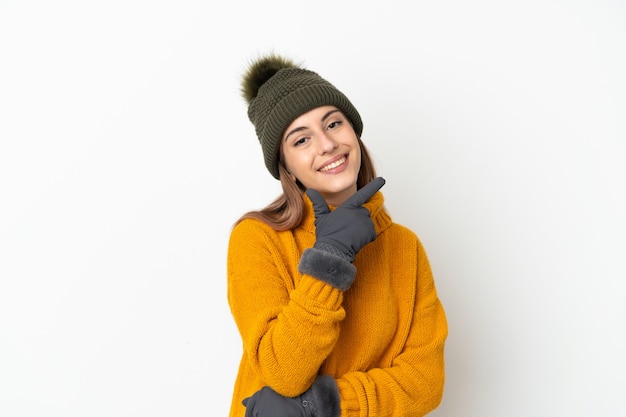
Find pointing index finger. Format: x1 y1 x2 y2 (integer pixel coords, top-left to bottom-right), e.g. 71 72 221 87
343 177 386 208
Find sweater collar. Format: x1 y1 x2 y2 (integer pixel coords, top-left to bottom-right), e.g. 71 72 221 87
301 190 392 235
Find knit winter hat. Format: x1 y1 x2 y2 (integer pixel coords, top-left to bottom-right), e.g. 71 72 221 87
241 54 363 179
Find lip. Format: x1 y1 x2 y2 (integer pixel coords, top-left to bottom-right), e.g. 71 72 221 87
318 154 348 172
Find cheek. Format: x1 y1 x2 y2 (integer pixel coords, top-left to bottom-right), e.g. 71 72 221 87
282 149 308 174
284 155 315 187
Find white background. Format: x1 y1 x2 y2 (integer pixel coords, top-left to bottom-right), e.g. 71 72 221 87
1 1 625 416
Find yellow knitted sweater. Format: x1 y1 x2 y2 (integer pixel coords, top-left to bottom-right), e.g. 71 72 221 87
227 191 448 417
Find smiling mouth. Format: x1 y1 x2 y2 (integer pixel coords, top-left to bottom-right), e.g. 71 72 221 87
319 156 347 172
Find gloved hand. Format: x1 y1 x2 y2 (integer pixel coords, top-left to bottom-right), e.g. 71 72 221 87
242 386 306 417
242 375 340 417
298 177 385 290
308 177 386 263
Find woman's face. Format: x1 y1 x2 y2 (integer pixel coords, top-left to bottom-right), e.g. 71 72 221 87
281 105 361 206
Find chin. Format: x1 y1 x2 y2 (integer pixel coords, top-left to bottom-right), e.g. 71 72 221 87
325 175 358 192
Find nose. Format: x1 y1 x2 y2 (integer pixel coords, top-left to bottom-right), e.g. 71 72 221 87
317 132 338 154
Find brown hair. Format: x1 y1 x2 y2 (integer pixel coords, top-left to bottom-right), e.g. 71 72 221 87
235 137 377 231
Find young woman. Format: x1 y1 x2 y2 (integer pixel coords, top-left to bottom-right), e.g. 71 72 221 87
227 54 448 417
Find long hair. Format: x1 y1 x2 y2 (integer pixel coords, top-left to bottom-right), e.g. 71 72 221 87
235 137 377 231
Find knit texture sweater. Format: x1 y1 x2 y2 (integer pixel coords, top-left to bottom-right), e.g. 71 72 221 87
227 191 448 417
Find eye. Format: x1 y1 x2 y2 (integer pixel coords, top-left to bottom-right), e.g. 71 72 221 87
294 136 309 147
327 120 343 130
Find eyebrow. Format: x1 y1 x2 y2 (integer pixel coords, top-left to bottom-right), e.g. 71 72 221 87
283 109 342 142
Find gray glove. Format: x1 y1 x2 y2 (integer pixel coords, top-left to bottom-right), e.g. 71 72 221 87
242 375 340 417
242 386 306 417
298 177 385 290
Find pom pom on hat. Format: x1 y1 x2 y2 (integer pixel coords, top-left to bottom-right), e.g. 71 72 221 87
241 54 300 104
241 54 363 179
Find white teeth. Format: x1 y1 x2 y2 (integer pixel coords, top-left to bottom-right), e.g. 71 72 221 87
320 157 346 172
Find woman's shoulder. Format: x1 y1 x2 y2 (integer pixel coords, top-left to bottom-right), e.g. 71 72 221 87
229 216 295 249
230 217 276 239
384 220 431 250
385 221 419 241
227 219 273 259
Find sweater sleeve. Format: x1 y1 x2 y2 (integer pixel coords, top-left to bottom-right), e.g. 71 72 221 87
227 219 346 397
335 235 448 417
